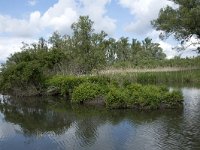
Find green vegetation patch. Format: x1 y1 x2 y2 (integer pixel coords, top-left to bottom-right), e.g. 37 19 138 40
105 86 129 109
105 84 183 109
46 75 111 96
71 82 106 103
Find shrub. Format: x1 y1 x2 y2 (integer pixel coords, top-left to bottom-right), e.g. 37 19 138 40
124 84 182 109
163 90 183 106
46 76 87 96
46 75 111 96
105 87 128 109
71 82 106 103
126 84 161 109
47 76 184 110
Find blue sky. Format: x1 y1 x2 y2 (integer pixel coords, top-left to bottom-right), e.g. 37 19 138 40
0 0 197 63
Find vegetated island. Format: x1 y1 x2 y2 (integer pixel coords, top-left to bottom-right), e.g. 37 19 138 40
0 16 199 110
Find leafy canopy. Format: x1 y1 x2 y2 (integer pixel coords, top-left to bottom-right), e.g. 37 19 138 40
152 0 200 52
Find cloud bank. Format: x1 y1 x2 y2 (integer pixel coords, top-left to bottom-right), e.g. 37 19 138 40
0 0 116 62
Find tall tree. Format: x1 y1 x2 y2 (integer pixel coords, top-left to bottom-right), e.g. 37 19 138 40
116 37 130 62
71 16 106 74
151 0 200 52
105 38 117 64
142 38 166 60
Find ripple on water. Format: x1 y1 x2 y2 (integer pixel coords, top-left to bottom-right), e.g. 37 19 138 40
47 122 88 150
0 115 15 141
0 87 200 150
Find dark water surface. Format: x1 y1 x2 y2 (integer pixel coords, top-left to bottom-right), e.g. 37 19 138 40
0 87 200 150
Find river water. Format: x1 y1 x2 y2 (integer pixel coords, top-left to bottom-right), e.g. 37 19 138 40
0 87 200 150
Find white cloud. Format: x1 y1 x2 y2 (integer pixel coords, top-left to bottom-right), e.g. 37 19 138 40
159 41 177 59
118 0 173 35
0 0 116 37
79 0 116 34
40 0 78 34
28 0 37 6
117 0 189 58
0 14 41 37
145 30 178 58
0 0 116 62
0 37 36 63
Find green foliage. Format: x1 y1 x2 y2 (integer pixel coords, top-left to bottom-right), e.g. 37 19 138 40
0 37 66 95
163 90 183 106
110 56 200 69
105 87 128 109
46 76 87 96
127 84 169 109
0 60 45 93
1 15 199 96
46 75 184 110
70 16 107 74
46 75 111 96
71 82 106 103
105 84 183 109
152 0 200 51
107 37 166 65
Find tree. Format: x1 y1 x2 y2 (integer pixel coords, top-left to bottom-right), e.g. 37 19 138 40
105 38 117 64
116 37 131 62
142 38 166 60
71 16 107 74
151 0 200 52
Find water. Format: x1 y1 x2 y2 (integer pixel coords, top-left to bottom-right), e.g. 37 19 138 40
0 87 200 150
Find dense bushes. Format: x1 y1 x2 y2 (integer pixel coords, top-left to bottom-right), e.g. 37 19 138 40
105 84 183 109
105 87 128 108
46 75 111 96
71 82 106 103
48 74 183 109
46 76 86 96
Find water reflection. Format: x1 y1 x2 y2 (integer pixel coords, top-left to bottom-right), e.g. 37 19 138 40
0 87 199 150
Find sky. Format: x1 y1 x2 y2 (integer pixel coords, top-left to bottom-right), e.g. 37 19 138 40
0 0 198 63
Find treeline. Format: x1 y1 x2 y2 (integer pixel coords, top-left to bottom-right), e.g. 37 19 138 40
0 16 167 94
110 56 200 69
0 16 199 95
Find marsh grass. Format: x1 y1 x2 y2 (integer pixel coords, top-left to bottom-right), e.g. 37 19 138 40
105 69 200 86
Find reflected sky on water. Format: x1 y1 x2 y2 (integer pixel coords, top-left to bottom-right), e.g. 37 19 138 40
0 87 200 150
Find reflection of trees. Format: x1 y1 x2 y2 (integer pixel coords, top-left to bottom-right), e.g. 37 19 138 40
0 96 73 135
75 118 98 147
0 95 190 149
2 108 72 135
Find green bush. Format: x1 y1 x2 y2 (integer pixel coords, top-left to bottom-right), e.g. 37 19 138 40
128 84 183 109
47 76 184 110
163 90 183 106
46 75 111 96
105 87 128 109
126 84 162 109
46 76 87 95
71 82 106 103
